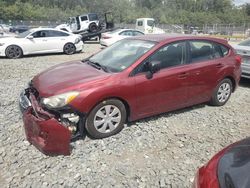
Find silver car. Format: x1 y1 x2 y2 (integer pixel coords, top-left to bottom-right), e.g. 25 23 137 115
233 39 250 79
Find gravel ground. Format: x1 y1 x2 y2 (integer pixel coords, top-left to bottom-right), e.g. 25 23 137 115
0 43 250 188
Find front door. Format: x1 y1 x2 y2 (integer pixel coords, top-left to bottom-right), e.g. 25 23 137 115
133 41 189 118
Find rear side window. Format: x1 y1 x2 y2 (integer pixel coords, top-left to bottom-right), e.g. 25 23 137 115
189 41 229 63
120 31 133 36
133 31 144 36
220 45 229 56
48 30 69 37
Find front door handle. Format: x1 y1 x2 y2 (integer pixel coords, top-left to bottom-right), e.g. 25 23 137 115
178 72 189 79
216 63 224 68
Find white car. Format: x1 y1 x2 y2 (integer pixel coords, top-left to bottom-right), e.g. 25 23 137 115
0 28 83 58
232 39 250 79
100 29 144 46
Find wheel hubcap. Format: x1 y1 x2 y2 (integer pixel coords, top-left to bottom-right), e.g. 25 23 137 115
217 83 231 103
94 105 121 133
65 44 74 54
7 46 21 58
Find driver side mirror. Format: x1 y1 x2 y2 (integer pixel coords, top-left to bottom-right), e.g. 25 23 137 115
26 35 34 40
146 61 161 79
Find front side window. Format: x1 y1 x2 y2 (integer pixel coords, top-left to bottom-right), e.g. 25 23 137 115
32 30 49 38
189 40 228 63
89 39 156 72
134 41 187 74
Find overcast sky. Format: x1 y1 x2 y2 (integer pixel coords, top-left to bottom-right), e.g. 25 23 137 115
234 0 250 5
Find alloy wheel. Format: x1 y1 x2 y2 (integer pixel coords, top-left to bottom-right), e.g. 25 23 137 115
64 43 75 55
6 46 22 58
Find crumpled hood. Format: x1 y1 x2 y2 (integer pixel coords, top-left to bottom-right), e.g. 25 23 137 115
217 137 250 188
32 61 110 97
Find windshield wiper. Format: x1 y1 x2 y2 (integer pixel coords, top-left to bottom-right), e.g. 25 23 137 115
86 60 109 72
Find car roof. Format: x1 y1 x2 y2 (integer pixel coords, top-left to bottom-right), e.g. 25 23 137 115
131 34 229 46
108 28 143 34
30 28 69 33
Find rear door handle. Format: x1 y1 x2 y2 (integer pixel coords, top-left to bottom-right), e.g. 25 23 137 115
178 72 189 79
216 63 224 68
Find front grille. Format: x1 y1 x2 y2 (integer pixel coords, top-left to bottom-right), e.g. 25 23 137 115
25 84 39 100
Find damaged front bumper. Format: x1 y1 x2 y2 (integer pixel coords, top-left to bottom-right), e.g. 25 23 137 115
19 89 76 156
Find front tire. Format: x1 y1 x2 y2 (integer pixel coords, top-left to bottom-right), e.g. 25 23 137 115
210 78 233 106
5 45 23 59
85 99 127 139
63 43 76 55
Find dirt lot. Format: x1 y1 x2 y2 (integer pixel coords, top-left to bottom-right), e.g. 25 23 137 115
0 43 250 188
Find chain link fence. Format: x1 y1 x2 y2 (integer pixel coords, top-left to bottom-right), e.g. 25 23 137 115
1 19 250 38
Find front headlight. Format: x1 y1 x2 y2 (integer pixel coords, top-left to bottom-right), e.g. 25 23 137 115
74 37 81 44
41 91 79 109
0 43 5 46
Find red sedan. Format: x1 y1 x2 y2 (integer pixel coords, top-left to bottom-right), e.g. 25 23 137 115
194 137 250 188
19 34 242 155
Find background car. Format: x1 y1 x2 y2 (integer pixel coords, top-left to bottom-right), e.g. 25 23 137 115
100 28 144 46
20 35 241 155
232 39 250 79
0 28 83 58
9 25 29 33
0 24 11 32
193 137 250 188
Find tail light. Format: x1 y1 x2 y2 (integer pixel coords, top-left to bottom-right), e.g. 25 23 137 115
235 55 242 64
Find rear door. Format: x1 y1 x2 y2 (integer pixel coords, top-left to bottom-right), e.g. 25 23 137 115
185 40 230 105
46 30 70 52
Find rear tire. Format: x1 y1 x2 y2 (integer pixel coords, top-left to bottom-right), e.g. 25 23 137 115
85 99 127 139
63 43 76 55
5 45 23 59
210 78 232 106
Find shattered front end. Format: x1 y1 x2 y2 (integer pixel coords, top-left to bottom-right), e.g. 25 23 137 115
19 87 84 156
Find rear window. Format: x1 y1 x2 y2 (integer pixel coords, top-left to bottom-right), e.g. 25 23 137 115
238 39 250 47
189 40 229 63
88 14 98 21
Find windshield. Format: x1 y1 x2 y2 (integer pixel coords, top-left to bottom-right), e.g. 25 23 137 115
147 20 155 27
89 39 156 72
238 39 250 47
16 30 32 38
